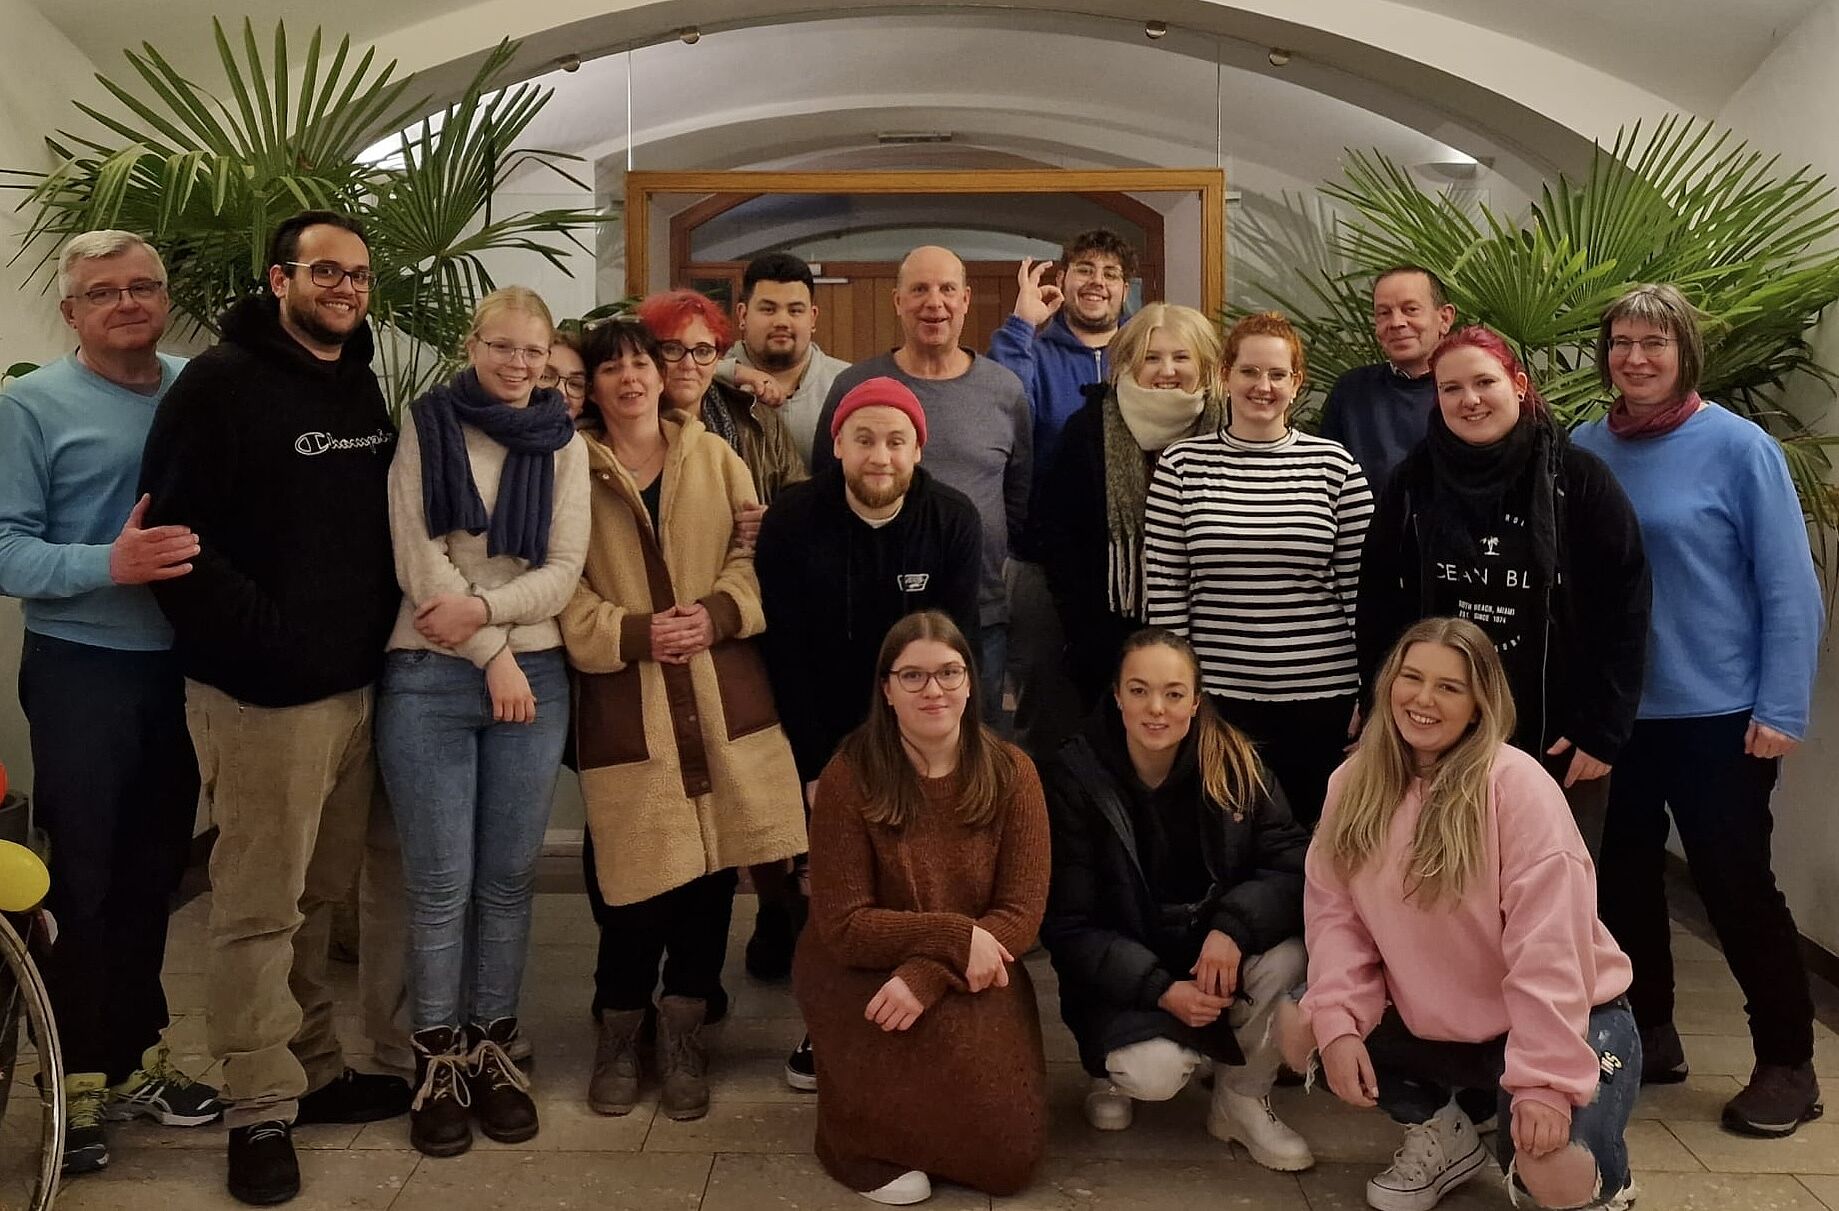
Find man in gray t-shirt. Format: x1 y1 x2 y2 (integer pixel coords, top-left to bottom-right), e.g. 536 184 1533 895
812 245 1032 726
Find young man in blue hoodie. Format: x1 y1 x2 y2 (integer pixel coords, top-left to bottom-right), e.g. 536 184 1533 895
987 228 1135 757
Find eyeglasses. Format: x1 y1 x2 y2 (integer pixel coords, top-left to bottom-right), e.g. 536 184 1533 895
1233 366 1294 385
1607 336 1675 357
72 280 165 308
539 368 588 398
477 339 549 365
285 261 374 291
888 664 969 693
658 340 720 365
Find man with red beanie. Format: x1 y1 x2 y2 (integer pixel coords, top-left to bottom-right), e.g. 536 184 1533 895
755 375 983 1090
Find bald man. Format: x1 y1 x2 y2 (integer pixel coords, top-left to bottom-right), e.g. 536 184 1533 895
812 246 1031 727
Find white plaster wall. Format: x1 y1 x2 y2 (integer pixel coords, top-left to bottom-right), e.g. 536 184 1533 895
1717 0 1839 953
0 0 111 796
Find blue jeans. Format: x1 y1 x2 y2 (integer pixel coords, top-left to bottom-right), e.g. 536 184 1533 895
978 622 1011 735
377 648 569 1030
1367 999 1642 1204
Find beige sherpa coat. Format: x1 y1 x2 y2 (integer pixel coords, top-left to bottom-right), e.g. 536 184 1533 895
560 413 807 906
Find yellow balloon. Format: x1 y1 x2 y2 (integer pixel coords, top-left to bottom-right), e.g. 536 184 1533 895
0 841 49 913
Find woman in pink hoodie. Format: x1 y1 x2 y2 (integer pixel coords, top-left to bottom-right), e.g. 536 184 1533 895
1288 616 1638 1211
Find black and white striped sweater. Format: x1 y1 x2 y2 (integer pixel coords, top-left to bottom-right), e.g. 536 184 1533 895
1143 427 1373 701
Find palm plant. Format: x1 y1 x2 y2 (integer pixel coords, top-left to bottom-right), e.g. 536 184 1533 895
5 20 613 415
1233 116 1839 541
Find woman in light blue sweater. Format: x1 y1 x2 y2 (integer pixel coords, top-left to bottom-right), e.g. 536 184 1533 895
1573 284 1824 1139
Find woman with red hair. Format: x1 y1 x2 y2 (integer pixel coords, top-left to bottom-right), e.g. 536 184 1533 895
1354 325 1651 856
637 290 806 540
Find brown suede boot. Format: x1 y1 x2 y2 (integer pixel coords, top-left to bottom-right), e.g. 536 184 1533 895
656 996 711 1121
588 1008 647 1116
466 1018 538 1144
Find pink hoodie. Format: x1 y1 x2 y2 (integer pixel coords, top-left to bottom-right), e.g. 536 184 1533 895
1302 744 1632 1121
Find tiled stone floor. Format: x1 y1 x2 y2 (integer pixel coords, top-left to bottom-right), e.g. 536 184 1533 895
53 889 1839 1210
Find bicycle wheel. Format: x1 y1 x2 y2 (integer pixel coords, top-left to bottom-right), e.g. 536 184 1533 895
0 914 61 1211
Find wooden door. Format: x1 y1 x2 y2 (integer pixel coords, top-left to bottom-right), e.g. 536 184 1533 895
806 261 1022 363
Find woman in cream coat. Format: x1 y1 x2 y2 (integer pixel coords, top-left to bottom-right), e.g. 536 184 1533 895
560 319 806 1123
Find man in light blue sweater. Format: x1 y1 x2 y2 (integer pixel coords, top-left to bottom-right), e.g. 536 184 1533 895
0 231 223 1175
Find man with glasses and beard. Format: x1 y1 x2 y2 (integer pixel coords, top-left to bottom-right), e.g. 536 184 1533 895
138 210 411 1206
755 376 982 1092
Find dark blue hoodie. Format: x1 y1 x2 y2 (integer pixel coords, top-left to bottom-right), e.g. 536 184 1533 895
988 309 1128 555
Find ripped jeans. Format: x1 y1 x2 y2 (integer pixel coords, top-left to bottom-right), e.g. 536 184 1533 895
1366 997 1641 1205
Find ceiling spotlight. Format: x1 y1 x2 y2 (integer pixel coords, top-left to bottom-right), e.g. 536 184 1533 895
679 26 701 45
1268 47 1293 67
557 53 581 73
1145 20 1168 40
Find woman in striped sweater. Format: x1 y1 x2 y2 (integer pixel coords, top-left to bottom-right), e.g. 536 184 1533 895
1144 311 1373 826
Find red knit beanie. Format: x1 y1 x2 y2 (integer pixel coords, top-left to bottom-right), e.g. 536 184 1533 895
830 377 927 446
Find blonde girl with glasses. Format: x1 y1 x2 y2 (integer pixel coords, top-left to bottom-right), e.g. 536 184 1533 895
377 285 589 1157
795 609 1050 1205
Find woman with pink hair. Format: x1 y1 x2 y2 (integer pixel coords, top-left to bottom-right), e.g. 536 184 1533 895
1354 326 1650 858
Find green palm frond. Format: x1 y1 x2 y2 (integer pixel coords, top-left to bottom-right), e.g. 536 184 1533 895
1233 115 1839 564
3 22 615 415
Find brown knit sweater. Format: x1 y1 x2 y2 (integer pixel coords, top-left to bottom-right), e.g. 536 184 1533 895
792 742 1050 1197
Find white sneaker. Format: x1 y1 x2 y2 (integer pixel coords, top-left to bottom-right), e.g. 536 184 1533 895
1084 1078 1133 1131
1207 1086 1315 1172
860 1170 931 1205
1365 1103 1489 1211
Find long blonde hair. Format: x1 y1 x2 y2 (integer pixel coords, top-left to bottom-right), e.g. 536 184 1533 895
1108 303 1223 394
1320 618 1515 905
1114 628 1264 819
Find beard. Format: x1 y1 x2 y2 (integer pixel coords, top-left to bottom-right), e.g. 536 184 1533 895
1065 300 1120 335
845 465 913 510
750 334 802 372
283 293 360 348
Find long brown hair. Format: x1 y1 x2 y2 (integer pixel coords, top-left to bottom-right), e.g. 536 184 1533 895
1114 628 1265 819
1318 617 1515 906
838 610 1017 830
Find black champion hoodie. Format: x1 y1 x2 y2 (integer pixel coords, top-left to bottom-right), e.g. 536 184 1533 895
140 297 400 707
755 463 982 780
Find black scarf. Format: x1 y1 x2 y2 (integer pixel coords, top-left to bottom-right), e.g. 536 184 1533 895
1422 407 1560 587
410 368 576 566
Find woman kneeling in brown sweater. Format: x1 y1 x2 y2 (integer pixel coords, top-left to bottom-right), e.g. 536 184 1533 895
794 609 1050 1205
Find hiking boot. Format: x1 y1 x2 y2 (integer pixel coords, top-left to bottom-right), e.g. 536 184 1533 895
589 1008 646 1115
1083 1077 1132 1131
467 1018 538 1143
408 1027 473 1158
62 1072 109 1176
1723 1062 1823 1137
656 995 711 1121
296 1067 411 1125
227 1120 299 1206
1365 1102 1488 1211
784 1034 817 1092
1640 1022 1690 1085
107 1043 225 1126
1207 1085 1314 1171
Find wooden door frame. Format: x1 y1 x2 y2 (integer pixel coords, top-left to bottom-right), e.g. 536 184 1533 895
624 169 1226 313
667 189 1169 304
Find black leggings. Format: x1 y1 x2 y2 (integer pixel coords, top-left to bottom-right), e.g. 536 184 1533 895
1209 693 1358 829
582 833 737 1021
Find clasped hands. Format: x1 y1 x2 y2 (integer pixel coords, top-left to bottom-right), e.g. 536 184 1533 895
865 924 1013 1034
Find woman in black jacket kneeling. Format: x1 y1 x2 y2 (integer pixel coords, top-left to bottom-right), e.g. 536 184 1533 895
1040 628 1312 1173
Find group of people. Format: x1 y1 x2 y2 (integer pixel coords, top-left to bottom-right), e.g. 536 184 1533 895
0 210 1823 1211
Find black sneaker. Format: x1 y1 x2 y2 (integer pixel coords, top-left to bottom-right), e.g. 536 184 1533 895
227 1120 299 1206
295 1068 411 1125
62 1073 110 1176
784 1035 816 1092
1723 1062 1824 1137
1640 1022 1690 1085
